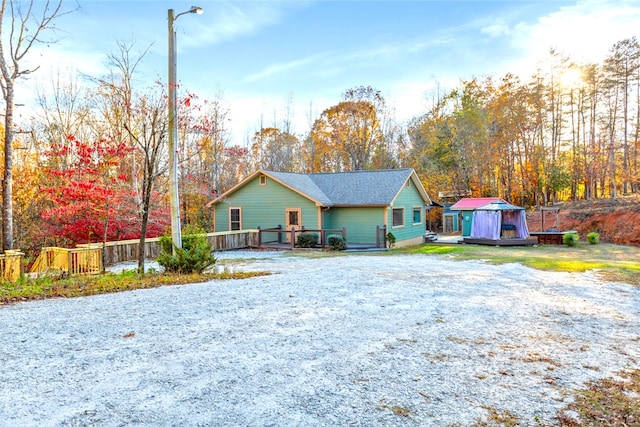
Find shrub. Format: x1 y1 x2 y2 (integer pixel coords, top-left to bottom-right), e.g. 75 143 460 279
587 232 600 244
386 232 396 248
563 231 580 247
327 235 346 250
157 225 217 274
297 232 318 248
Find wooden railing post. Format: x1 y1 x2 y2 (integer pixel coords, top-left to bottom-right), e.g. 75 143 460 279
1 250 24 282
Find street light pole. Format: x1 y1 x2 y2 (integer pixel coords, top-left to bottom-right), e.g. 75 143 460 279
167 6 203 251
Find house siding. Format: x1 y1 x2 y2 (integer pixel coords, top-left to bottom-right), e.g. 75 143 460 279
323 207 384 244
387 182 425 245
214 176 318 231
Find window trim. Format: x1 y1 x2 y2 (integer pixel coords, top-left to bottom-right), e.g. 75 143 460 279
392 207 405 228
285 207 301 228
259 175 267 185
412 206 422 225
229 207 242 231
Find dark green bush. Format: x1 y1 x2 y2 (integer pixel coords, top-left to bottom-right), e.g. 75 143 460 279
157 225 217 273
386 232 396 248
297 232 319 248
563 231 579 247
327 235 346 250
587 232 600 244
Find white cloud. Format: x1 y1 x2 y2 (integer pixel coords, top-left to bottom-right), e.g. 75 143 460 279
508 0 640 74
481 23 511 38
245 52 329 83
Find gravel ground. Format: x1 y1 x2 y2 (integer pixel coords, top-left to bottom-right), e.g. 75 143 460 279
1 251 639 426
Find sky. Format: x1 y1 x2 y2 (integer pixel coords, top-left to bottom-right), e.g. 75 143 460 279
16 0 640 146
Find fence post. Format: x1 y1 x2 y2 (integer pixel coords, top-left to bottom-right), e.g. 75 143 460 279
291 228 296 249
2 250 24 282
383 225 387 248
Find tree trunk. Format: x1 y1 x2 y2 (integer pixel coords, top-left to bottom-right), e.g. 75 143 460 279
2 81 14 250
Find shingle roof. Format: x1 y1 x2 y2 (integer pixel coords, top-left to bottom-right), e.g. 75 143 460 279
267 169 422 206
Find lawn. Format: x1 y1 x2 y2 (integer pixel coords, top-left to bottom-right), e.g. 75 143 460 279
405 242 640 286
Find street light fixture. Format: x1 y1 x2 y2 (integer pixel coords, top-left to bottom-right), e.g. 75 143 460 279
168 5 203 251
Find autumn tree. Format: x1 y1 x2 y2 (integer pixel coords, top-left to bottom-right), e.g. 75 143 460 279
407 88 465 196
40 135 136 247
93 42 172 273
0 0 73 250
307 86 385 172
11 129 47 255
602 37 640 196
180 95 231 228
252 126 300 171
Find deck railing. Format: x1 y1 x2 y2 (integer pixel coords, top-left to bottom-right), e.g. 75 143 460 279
30 246 103 277
79 230 261 266
0 250 24 282
258 226 346 249
26 230 260 278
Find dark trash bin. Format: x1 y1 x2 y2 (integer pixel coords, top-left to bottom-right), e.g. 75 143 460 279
501 223 516 238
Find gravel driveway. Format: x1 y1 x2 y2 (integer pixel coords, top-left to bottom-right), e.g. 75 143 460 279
1 251 638 426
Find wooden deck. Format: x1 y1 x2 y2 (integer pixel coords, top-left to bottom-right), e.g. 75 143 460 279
462 237 538 246
529 231 571 245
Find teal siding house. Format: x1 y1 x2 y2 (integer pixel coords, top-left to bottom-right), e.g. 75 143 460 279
207 169 433 248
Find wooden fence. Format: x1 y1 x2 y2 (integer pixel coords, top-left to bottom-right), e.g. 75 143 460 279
30 246 103 277
24 230 259 279
82 230 260 266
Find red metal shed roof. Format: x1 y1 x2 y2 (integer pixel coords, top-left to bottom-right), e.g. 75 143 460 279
449 197 504 211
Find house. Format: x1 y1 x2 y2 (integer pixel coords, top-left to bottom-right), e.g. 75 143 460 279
206 168 433 248
449 197 504 236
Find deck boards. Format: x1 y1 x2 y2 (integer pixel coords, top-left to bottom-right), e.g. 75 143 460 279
462 237 538 246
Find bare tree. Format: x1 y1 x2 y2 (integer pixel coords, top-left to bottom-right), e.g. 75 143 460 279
0 0 74 250
93 41 168 274
124 90 168 274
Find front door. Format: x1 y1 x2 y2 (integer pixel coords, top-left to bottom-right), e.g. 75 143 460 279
285 208 301 243
444 215 454 233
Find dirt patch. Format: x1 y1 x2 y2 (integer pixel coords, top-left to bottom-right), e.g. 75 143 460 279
527 195 640 246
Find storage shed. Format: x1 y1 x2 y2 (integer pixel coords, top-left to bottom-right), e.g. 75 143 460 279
448 197 503 236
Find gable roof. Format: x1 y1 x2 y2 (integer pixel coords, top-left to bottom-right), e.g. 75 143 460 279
208 168 431 208
449 197 504 211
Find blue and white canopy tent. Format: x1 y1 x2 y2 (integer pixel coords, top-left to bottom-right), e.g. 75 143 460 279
469 200 530 240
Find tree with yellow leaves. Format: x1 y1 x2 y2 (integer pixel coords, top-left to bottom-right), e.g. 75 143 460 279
306 86 385 172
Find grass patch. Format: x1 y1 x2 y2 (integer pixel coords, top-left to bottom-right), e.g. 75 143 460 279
406 243 640 286
479 406 520 427
557 369 640 425
377 399 412 417
0 269 270 305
